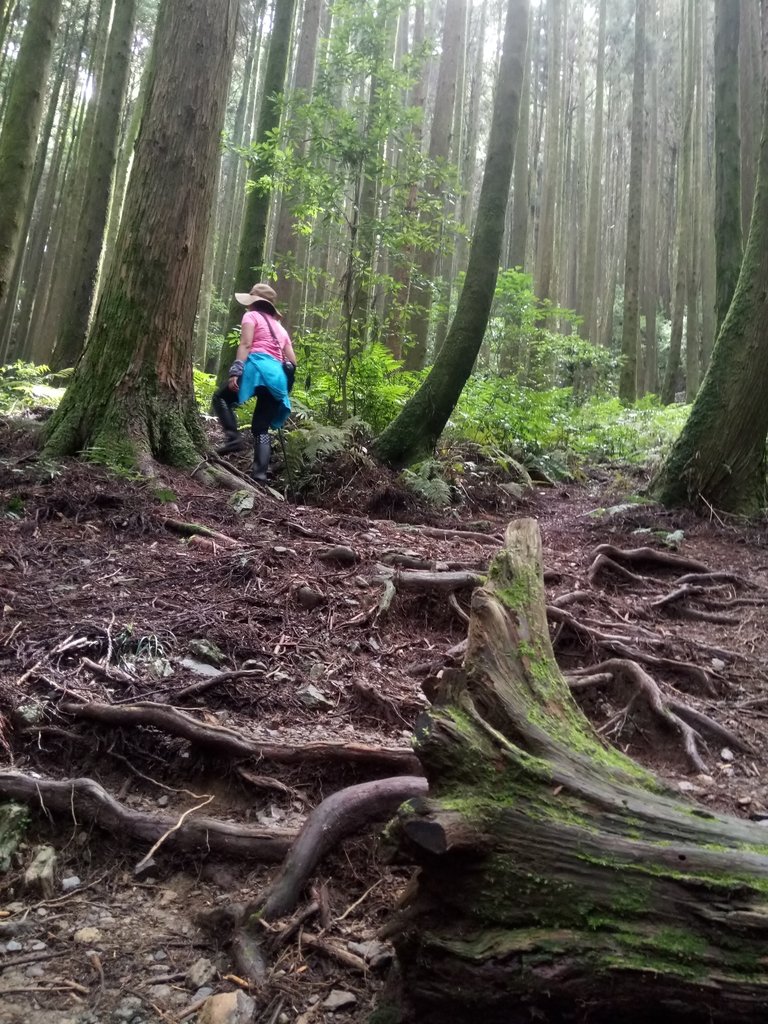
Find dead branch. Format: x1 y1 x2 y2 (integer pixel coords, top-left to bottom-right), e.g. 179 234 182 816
392 524 504 547
176 668 265 701
0 772 292 860
59 701 422 774
391 569 485 593
160 518 241 549
551 591 595 608
299 931 367 972
567 660 708 772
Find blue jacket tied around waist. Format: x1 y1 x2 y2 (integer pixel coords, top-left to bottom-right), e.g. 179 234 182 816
238 352 291 429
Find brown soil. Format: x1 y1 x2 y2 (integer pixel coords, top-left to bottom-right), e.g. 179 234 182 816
1 417 768 1023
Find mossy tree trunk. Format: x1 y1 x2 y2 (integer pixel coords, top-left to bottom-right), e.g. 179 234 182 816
651 0 768 515
388 519 768 1023
373 0 529 470
0 0 63 307
43 0 238 473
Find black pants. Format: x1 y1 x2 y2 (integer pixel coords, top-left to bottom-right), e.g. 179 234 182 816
212 383 281 438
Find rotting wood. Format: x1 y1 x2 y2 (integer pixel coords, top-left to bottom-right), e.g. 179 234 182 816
385 518 768 1023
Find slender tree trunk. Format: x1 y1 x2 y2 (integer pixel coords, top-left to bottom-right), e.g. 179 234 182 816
661 0 694 406
51 0 138 370
403 0 466 371
643 20 659 395
374 0 529 469
0 0 63 307
714 0 742 332
578 0 606 343
217 0 297 385
507 3 531 272
618 0 645 404
534 0 562 308
44 0 238 471
685 0 702 401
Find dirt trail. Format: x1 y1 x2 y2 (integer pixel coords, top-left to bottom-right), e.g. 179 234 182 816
2 420 768 1023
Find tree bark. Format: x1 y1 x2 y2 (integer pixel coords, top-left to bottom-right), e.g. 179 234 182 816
507 1 531 273
651 0 768 514
374 0 529 469
533 0 562 309
387 518 768 1022
402 0 466 371
714 0 742 332
618 0 646 403
0 0 63 307
51 0 138 371
217 0 297 386
43 0 238 472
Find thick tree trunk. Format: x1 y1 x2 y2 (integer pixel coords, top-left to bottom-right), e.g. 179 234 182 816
43 0 238 472
51 0 138 371
714 0 742 332
533 0 562 309
507 2 531 273
618 0 645 403
0 0 63 307
374 0 529 469
388 519 768 1023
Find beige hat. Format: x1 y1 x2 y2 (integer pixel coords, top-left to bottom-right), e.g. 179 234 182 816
234 282 282 317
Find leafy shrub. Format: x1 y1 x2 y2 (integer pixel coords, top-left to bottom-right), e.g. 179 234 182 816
0 362 71 414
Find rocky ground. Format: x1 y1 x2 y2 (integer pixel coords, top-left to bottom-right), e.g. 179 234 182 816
1 415 768 1023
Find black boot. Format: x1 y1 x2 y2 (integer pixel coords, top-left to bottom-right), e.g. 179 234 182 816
213 389 246 453
251 433 271 483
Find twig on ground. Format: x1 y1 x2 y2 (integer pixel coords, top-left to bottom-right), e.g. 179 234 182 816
134 794 215 873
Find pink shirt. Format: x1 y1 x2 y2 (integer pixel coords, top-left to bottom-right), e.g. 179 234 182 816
242 310 291 361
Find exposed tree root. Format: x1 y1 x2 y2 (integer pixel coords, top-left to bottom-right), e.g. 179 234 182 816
588 543 709 584
547 605 721 695
567 658 741 772
392 524 504 547
228 776 427 982
59 701 422 774
176 668 265 701
0 772 293 860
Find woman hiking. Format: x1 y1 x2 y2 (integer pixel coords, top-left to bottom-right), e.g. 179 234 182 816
213 282 297 483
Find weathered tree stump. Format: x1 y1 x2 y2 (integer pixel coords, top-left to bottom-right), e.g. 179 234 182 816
388 518 768 1023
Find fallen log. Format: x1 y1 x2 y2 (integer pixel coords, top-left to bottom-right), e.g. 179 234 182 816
385 519 768 1023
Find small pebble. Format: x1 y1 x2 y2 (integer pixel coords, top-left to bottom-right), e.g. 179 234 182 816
153 950 168 961
156 795 170 808
721 747 734 762
194 987 214 1000
26 965 45 978
29 940 47 951
61 875 81 892
6 940 23 952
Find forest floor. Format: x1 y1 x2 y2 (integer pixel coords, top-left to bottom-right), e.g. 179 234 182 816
2 414 768 1024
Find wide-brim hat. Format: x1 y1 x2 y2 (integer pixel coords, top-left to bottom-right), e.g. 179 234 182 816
234 282 282 317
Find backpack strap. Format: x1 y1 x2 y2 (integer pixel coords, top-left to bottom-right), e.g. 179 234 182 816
257 312 285 355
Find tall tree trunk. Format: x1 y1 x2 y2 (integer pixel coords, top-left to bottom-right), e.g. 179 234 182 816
403 0 466 371
618 0 646 404
51 0 138 371
389 518 768 1023
714 0 742 332
507 2 532 272
739 0 761 239
271 0 324 318
374 0 529 469
661 0 694 406
217 0 297 385
685 0 702 401
534 0 562 308
44 0 238 471
642 13 658 395
651 0 768 514
0 0 63 306
578 0 606 343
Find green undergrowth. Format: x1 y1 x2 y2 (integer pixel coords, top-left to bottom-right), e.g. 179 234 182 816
4 360 689 485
